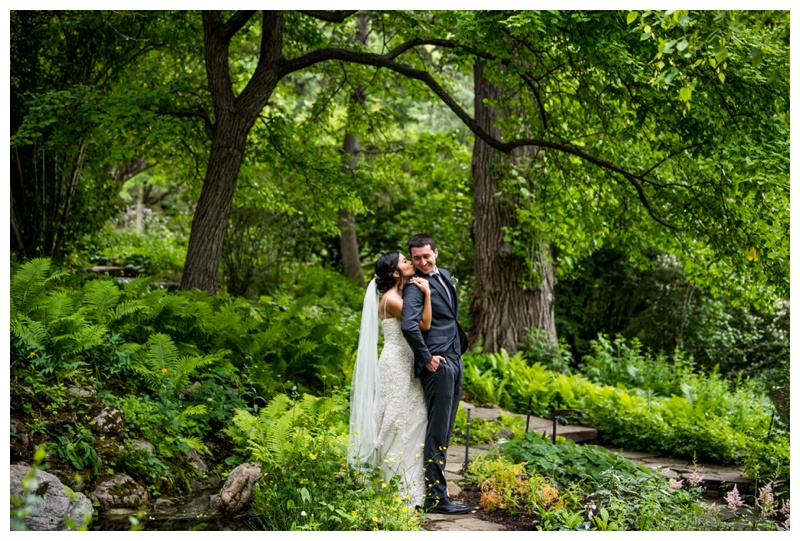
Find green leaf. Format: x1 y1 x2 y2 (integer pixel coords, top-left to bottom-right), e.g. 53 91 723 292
627 12 639 25
679 87 692 102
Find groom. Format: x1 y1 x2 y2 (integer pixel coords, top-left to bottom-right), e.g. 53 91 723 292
401 233 470 514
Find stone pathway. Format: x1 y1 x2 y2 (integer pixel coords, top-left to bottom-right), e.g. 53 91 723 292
421 401 752 531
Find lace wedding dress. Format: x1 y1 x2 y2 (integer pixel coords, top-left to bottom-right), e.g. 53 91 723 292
373 317 427 508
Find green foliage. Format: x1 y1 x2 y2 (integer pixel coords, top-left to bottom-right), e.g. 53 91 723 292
47 424 101 475
228 392 422 531
451 409 525 446
462 339 789 493
500 432 651 491
555 247 789 386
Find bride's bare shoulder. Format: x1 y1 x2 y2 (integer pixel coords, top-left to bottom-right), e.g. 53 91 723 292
381 291 403 319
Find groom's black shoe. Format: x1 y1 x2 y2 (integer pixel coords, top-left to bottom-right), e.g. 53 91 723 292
424 498 470 514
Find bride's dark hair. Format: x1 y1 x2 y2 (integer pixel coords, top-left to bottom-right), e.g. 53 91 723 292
375 252 401 293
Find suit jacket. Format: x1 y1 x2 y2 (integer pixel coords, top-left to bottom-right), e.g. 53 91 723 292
401 267 469 377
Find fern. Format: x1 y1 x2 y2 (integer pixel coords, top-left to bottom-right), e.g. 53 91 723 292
82 280 121 320
11 316 48 352
132 333 180 390
109 300 144 323
258 393 293 420
178 436 211 456
11 257 51 315
121 275 155 298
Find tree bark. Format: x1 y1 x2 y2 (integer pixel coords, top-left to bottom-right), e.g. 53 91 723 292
180 116 255 293
338 14 369 288
339 130 364 287
180 11 283 293
469 58 557 354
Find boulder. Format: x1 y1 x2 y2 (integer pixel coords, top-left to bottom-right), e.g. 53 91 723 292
130 439 155 454
91 406 125 437
186 448 209 474
91 474 150 511
209 462 262 515
10 463 93 531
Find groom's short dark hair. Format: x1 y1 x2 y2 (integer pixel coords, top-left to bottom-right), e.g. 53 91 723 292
408 233 436 252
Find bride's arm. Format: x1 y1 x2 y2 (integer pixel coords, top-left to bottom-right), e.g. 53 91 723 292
409 277 431 331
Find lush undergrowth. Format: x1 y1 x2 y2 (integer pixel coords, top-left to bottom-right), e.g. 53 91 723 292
466 435 790 531
9 258 790 531
461 347 789 496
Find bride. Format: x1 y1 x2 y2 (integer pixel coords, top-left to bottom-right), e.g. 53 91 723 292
348 251 430 508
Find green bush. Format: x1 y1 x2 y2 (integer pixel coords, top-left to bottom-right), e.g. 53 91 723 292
227 392 423 531
461 342 789 495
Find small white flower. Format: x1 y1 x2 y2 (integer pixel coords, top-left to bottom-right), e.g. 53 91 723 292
301 511 307 517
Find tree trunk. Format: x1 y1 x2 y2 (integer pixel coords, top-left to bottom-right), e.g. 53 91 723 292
338 14 369 288
339 133 366 287
180 11 284 293
469 58 557 354
180 117 254 293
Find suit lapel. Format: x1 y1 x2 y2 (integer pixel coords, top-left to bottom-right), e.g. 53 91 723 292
429 270 457 317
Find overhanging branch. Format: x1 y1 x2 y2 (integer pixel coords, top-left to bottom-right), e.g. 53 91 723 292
298 10 358 23
283 42 677 229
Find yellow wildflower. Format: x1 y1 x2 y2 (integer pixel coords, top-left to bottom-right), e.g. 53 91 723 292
161 368 168 373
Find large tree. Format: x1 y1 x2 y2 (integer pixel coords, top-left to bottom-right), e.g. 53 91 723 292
12 10 788 355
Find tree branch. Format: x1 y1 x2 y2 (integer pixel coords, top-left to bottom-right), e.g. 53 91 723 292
283 45 675 228
297 10 359 23
218 10 257 39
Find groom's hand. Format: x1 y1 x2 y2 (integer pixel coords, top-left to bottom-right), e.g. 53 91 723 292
426 355 446 372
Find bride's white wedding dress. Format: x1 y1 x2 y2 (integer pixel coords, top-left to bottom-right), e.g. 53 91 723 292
373 316 427 508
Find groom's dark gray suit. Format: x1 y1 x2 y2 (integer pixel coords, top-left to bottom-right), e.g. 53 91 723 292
401 267 468 505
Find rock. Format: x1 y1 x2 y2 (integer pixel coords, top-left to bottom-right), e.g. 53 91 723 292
209 462 262 515
130 439 155 454
496 429 515 440
67 387 96 399
182 381 202 398
186 448 209 473
91 474 150 511
153 498 177 512
10 419 31 462
10 463 93 531
91 406 125 437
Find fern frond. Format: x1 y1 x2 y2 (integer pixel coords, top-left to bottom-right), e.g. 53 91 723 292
145 333 179 369
178 404 208 418
11 257 51 315
131 333 180 390
82 280 121 321
122 275 155 298
72 324 108 350
11 317 48 350
263 415 292 463
259 394 293 421
110 300 144 322
178 436 211 456
43 291 75 322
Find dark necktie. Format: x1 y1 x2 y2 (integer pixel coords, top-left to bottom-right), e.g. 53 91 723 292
431 272 453 307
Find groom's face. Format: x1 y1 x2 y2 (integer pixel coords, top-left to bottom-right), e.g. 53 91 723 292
410 244 438 275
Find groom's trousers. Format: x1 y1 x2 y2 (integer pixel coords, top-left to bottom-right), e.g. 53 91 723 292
419 344 463 504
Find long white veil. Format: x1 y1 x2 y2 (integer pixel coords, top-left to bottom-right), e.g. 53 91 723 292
347 278 379 471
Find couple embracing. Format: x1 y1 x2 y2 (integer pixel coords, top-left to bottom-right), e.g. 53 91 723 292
349 233 470 514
